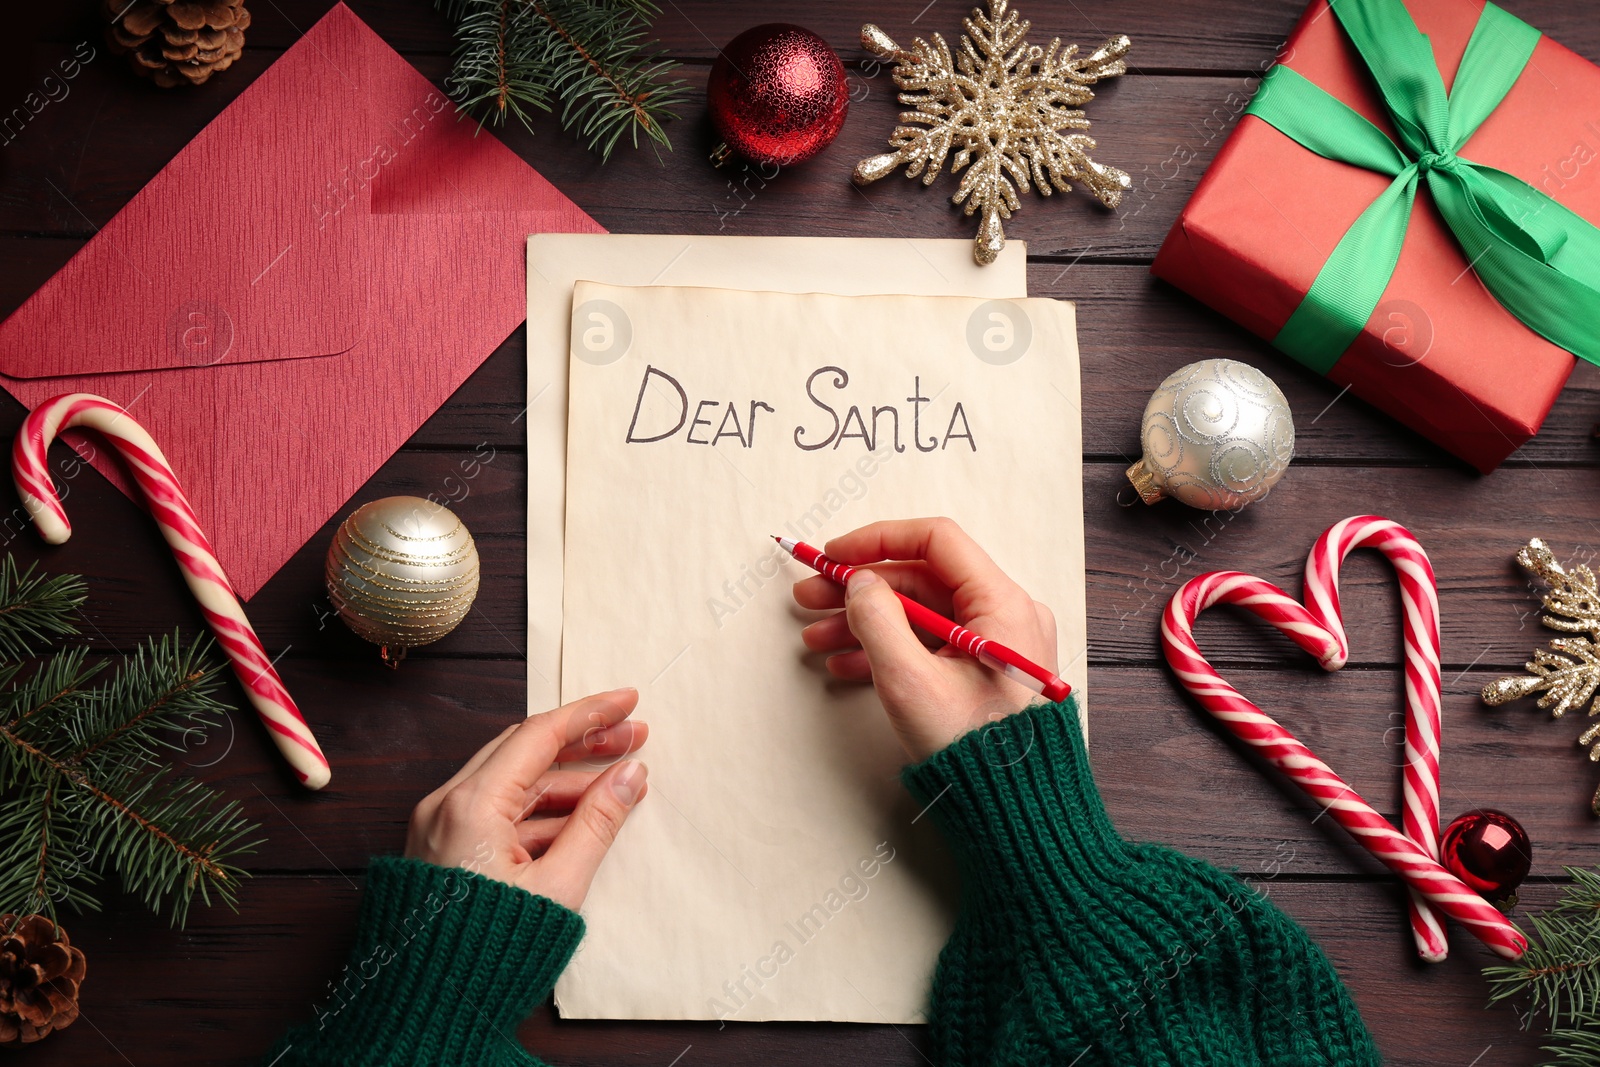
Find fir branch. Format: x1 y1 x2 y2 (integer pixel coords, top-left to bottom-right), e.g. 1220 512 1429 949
0 630 261 926
1546 1022 1600 1066
68 635 217 767
434 0 689 160
1 644 97 741
0 559 84 662
1486 867 1600 1065
0 791 99 917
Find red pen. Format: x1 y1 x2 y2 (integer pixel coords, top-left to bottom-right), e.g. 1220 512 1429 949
775 536 1072 703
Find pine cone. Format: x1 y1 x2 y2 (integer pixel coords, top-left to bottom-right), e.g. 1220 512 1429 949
0 915 86 1045
104 0 252 88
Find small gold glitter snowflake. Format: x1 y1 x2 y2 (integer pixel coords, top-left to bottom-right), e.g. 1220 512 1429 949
852 0 1132 265
1483 539 1600 813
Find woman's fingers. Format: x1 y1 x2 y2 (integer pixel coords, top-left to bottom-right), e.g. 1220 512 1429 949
411 720 521 824
825 517 1011 593
841 569 939 691
793 561 956 618
553 719 650 765
520 769 604 817
825 649 874 680
799 558 963 655
477 688 640 791
531 759 649 909
518 815 569 856
806 611 944 656
792 573 845 611
801 611 857 653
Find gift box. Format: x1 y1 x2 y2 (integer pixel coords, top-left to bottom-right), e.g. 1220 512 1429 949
1152 0 1600 472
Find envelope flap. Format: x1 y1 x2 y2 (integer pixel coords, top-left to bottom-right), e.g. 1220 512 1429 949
0 6 377 378
363 50 599 224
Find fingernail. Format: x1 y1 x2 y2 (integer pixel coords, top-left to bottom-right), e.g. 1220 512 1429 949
612 759 647 806
846 569 877 597
608 686 638 696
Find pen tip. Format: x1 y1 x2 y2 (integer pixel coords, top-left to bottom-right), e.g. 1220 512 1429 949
770 534 780 542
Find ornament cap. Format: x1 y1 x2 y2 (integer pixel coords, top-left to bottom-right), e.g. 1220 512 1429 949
1125 459 1165 505
1133 358 1294 511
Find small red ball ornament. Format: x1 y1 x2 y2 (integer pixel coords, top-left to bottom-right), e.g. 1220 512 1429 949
1440 809 1532 907
706 24 848 167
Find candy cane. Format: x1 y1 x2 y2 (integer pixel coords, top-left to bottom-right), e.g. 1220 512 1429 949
1160 518 1524 961
1303 516 1447 960
11 394 330 790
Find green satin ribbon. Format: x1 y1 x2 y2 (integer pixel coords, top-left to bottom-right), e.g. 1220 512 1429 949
1242 0 1600 374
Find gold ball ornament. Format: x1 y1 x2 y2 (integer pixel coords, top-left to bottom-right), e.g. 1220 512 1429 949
1125 359 1295 510
325 496 480 666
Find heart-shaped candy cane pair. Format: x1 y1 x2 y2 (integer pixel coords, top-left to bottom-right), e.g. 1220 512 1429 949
1161 515 1525 962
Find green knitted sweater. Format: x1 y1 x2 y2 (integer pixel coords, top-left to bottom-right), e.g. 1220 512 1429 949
266 700 1380 1065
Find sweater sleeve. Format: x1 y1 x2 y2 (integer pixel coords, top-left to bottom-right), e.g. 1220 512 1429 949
901 699 1382 1067
263 857 585 1067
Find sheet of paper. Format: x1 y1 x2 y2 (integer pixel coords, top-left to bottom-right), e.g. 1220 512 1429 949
525 236 1028 712
556 282 1087 1022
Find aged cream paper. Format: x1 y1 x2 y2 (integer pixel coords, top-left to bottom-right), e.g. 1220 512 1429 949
556 282 1087 1022
525 236 1028 712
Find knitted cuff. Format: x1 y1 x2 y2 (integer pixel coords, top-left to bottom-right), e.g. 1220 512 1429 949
905 702 1386 1065
284 857 584 1065
902 699 1137 895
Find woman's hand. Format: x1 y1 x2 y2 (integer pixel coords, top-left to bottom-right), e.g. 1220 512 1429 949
404 688 649 911
793 517 1058 762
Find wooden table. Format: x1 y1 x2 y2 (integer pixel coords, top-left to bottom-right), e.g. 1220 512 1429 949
7 1 1599 1063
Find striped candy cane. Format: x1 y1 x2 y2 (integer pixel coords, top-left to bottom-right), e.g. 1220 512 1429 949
12 394 330 790
1304 516 1447 960
1160 516 1524 961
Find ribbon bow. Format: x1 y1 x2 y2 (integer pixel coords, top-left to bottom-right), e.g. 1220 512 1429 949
1244 0 1600 374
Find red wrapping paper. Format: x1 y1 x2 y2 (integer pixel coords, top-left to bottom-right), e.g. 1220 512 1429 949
1152 0 1600 472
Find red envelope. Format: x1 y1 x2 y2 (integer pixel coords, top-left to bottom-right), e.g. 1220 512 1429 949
0 3 601 597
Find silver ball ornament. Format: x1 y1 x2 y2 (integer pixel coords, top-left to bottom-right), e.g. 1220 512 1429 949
325 496 481 665
1126 359 1295 510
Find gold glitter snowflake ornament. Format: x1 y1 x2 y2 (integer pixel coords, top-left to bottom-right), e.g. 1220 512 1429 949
1483 539 1600 813
853 0 1132 265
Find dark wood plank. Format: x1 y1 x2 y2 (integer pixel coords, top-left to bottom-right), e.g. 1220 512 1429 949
5 249 1596 469
214 658 532 867
0 443 528 658
421 264 1600 469
1083 463 1600 669
1090 667 1600 876
0 45 1245 262
302 265 1600 470
8 0 1599 1061
1267 880 1550 1067
10 873 1553 1067
12 0 1600 258
0 443 1590 670
189 659 1597 878
26 0 1600 75
1049 264 1600 470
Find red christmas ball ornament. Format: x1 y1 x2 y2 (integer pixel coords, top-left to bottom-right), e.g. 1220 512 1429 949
1440 809 1532 907
707 24 848 167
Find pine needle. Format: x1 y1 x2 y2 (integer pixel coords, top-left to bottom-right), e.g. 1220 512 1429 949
0 579 261 927
1485 867 1600 1065
434 0 689 160
0 559 84 662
